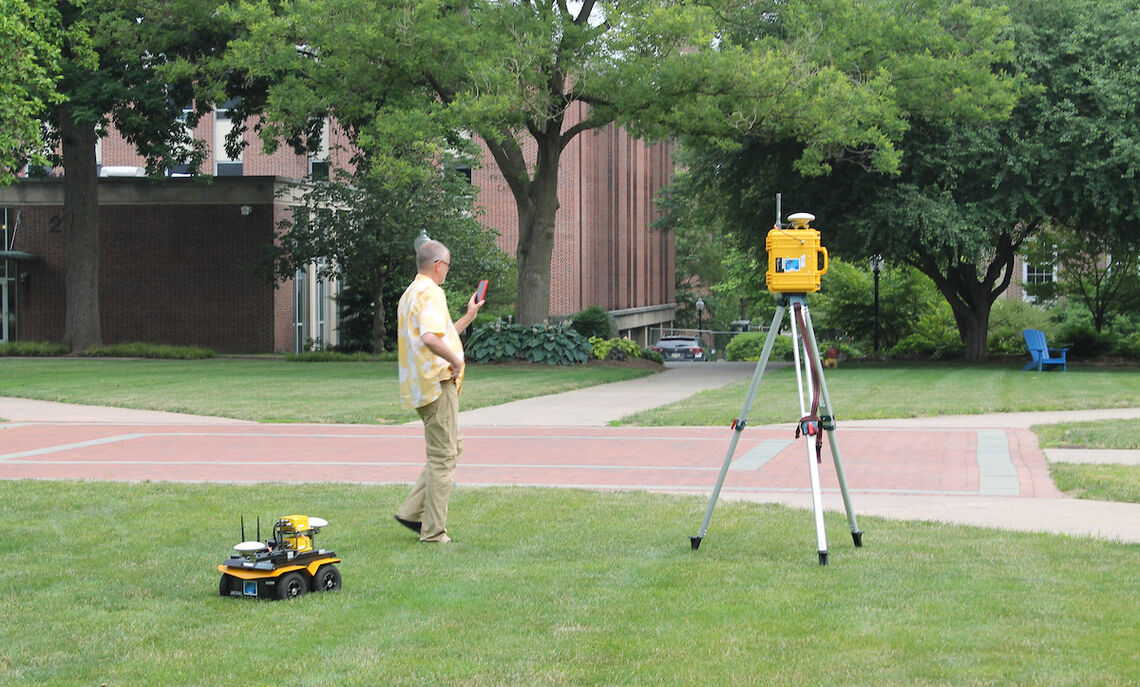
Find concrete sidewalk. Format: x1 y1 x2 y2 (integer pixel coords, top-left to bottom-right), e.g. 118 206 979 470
457 360 763 426
0 396 253 425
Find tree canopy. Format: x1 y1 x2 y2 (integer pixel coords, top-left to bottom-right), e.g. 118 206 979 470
665 0 1140 361
225 0 1017 324
0 0 67 183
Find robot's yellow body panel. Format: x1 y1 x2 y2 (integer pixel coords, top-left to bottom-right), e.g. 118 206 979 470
216 556 340 580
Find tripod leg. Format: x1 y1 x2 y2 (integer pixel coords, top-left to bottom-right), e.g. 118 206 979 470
789 298 829 565
799 303 863 547
691 303 787 550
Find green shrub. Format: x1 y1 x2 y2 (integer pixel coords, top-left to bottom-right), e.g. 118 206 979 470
724 331 794 361
588 337 642 360
84 342 215 359
570 305 614 340
1059 323 1115 358
1118 332 1140 359
0 341 70 356
886 298 963 359
889 333 965 360
811 258 943 351
987 300 1054 355
466 321 592 365
641 348 664 364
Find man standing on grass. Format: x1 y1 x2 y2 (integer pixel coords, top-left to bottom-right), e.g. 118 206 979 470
394 239 484 543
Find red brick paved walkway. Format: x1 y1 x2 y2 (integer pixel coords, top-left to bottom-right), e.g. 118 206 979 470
0 421 1060 499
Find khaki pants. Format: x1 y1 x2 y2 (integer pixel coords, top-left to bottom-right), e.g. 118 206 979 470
398 381 463 542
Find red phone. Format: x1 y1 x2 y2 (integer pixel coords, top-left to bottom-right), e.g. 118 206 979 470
475 279 489 303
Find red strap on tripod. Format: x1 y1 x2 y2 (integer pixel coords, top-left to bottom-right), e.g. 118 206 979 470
793 303 824 464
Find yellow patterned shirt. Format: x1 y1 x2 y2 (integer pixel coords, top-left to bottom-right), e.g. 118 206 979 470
398 274 464 409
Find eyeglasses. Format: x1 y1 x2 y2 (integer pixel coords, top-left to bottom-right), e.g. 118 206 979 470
435 259 451 268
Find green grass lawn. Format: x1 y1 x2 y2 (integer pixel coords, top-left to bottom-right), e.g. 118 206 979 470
619 363 1140 426
0 358 653 423
1050 463 1140 504
2 481 1137 686
1034 418 1140 450
1032 419 1140 504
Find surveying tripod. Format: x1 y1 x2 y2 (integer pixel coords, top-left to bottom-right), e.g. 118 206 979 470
689 293 863 565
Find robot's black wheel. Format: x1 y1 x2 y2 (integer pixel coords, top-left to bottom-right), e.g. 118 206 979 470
312 564 342 593
219 574 234 597
276 572 308 600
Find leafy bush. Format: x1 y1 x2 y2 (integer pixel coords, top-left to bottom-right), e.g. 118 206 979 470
570 305 614 340
811 259 943 350
886 299 963 359
466 320 592 365
588 337 642 361
84 342 215 359
1059 323 1115 358
641 348 664 364
724 331 794 361
1117 332 1140 359
987 300 1055 355
0 341 69 356
889 333 965 360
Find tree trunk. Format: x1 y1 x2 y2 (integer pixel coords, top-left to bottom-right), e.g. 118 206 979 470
914 234 1019 364
485 120 565 326
956 301 993 363
515 198 559 325
60 104 102 352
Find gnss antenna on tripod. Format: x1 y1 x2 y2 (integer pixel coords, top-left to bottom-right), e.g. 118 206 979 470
689 206 863 565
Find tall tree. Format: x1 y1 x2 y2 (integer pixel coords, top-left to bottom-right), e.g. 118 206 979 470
270 145 512 352
44 1 238 351
226 0 1005 324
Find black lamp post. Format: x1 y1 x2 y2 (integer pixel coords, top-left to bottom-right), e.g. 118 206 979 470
870 255 883 356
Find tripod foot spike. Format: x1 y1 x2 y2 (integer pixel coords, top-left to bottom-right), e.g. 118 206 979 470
818 551 828 566
689 536 703 551
852 531 863 547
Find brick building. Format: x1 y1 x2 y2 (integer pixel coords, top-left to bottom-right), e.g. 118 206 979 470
0 106 676 352
1 177 308 352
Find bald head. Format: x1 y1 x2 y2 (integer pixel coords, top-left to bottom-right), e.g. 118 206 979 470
417 240 450 271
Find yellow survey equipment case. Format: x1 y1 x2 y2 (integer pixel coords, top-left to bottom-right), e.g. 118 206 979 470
765 212 828 294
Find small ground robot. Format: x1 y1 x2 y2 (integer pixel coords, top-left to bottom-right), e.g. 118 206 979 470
218 514 342 600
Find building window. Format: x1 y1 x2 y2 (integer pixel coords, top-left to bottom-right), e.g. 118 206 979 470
1022 261 1056 302
309 160 329 181
167 105 195 176
1024 262 1056 285
308 116 330 181
215 101 243 176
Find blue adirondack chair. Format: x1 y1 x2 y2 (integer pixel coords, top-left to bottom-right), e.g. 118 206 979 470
1022 329 1068 371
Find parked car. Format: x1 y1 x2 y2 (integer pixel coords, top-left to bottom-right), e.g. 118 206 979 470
652 335 706 361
